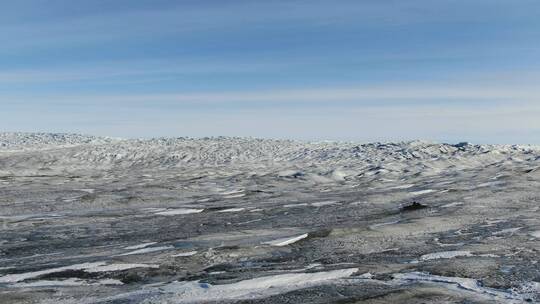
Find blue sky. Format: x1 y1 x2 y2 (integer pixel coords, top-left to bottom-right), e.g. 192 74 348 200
1 0 539 143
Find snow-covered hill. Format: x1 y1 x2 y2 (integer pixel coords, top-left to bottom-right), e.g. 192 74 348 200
0 132 120 152
1 133 538 177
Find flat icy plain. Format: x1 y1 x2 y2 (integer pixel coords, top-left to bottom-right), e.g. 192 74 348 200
0 133 539 303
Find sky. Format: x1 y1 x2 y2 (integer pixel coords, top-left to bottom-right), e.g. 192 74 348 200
1 0 540 143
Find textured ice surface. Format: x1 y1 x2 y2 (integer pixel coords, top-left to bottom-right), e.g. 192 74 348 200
393 272 526 302
1 133 540 303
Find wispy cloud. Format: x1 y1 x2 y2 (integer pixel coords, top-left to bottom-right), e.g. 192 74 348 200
0 61 283 84
3 85 538 106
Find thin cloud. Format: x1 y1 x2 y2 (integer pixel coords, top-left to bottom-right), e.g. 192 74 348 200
3 85 537 105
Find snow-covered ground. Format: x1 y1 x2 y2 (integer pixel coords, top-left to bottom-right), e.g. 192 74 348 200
1 133 539 303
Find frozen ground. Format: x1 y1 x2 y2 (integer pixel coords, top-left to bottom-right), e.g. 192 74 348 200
1 132 539 303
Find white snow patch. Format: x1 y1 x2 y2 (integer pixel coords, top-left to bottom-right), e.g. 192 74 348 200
0 261 160 284
76 189 95 194
0 262 106 283
478 253 500 258
441 202 464 208
124 242 157 250
10 278 123 287
283 202 337 208
220 189 244 195
85 263 158 273
409 189 437 196
528 230 540 238
476 181 505 188
492 227 522 236
263 233 308 246
217 208 245 213
283 203 309 208
118 245 174 256
350 201 369 206
420 251 473 261
143 207 168 213
155 208 204 216
330 169 350 181
357 272 374 279
311 201 339 207
390 184 415 189
155 268 358 302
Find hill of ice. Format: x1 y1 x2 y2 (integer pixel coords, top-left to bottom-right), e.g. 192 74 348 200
1 132 538 178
